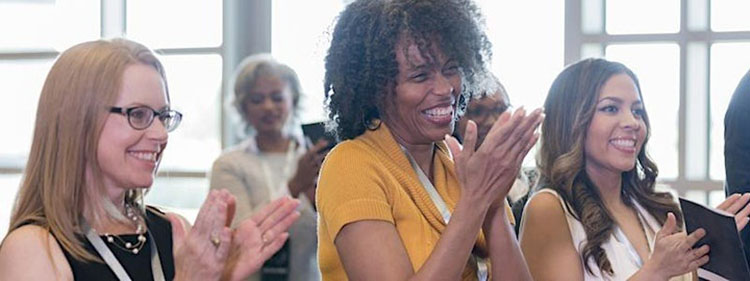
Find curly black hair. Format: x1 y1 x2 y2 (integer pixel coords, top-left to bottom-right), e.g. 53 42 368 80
324 0 492 140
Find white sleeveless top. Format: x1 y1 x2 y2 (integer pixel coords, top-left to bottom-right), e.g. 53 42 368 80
532 189 692 281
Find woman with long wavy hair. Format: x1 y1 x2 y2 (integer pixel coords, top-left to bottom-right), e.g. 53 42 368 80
520 58 750 281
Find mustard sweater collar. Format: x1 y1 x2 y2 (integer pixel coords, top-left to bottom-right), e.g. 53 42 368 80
356 121 488 252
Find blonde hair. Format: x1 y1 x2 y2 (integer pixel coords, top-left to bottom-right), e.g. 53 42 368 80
6 38 168 262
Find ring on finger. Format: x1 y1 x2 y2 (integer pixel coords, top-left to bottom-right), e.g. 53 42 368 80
210 232 221 248
262 230 273 245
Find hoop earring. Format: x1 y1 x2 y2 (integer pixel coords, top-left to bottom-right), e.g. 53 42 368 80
364 115 381 131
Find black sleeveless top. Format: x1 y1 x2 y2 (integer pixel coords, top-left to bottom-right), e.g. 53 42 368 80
61 207 176 280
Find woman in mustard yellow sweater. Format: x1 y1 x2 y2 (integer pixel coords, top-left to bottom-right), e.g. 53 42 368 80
316 1 542 280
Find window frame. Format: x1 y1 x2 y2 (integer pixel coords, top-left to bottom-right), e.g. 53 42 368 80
6 0 748 204
565 0 750 202
0 0 229 179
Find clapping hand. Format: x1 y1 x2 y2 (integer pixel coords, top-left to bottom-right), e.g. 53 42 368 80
171 189 237 281
222 196 301 281
641 213 709 279
169 190 300 281
445 107 543 208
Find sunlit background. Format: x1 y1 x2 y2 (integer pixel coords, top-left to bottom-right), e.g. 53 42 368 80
1 0 749 238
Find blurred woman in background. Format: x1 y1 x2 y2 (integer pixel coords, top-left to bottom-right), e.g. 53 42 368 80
210 54 325 281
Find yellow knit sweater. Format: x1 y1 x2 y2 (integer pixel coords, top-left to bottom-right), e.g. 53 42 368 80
316 123 514 281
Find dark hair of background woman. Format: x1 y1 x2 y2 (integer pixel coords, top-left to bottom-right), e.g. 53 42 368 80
324 0 492 140
537 58 682 276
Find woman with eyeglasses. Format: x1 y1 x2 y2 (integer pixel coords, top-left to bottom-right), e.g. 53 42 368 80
0 39 300 281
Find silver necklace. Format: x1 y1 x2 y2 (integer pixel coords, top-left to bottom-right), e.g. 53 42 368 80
84 218 165 281
99 203 147 254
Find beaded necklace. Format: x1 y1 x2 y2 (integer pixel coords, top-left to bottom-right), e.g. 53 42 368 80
97 203 147 255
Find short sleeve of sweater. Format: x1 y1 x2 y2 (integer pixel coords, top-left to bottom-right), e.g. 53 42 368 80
317 141 394 241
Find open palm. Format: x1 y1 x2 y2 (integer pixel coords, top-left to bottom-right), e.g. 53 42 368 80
222 197 301 281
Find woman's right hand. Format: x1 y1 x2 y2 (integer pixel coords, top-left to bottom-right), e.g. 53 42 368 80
446 107 543 208
641 213 710 280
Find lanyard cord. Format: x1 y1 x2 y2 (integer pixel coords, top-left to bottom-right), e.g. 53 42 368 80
399 145 488 281
83 220 165 281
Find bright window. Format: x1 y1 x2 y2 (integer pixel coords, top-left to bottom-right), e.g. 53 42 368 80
0 60 53 167
271 0 345 123
0 175 21 237
478 0 565 111
605 0 680 35
0 0 99 52
127 0 222 49
570 0 750 203
711 0 750 32
0 0 224 238
157 54 223 172
477 0 564 167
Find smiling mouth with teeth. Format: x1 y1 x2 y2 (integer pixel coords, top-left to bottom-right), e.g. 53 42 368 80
610 139 635 147
130 151 159 162
423 106 453 117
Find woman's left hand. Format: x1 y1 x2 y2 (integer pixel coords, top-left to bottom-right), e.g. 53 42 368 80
715 193 750 231
289 140 329 197
171 189 237 281
221 196 301 281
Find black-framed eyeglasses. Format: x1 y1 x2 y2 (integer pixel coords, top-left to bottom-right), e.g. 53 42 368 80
109 106 183 132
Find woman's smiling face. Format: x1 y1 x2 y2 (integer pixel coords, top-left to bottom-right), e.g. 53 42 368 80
383 38 462 145
584 73 648 176
97 63 169 191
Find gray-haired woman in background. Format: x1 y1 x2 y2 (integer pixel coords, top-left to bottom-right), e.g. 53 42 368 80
210 54 327 281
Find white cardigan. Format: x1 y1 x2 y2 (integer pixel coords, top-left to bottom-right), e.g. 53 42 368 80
210 137 320 281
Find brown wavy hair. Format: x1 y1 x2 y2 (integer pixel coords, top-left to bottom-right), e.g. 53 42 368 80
536 58 682 276
324 0 492 140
